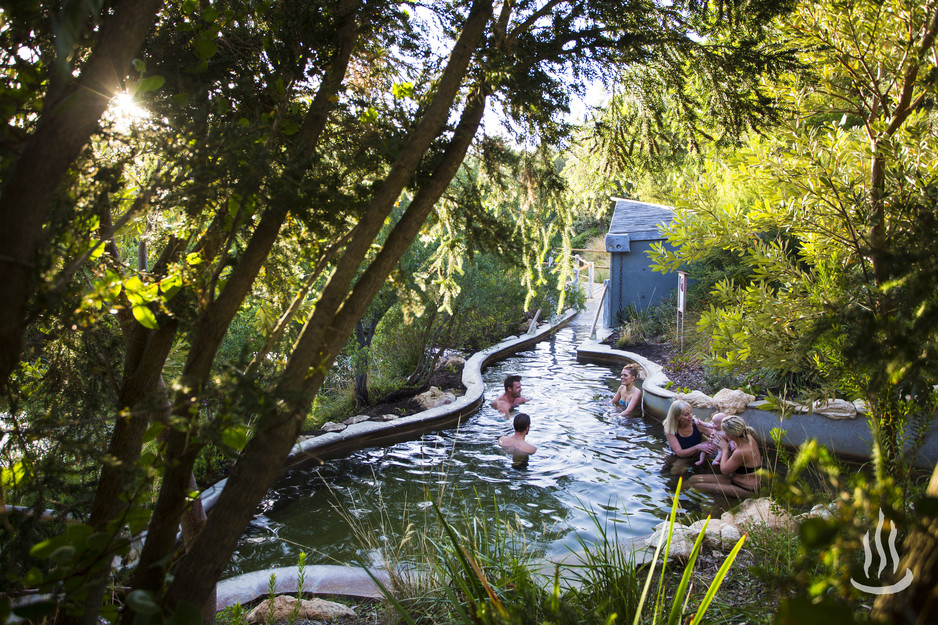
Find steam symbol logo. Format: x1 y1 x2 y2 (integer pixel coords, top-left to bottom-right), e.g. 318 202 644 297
850 509 914 595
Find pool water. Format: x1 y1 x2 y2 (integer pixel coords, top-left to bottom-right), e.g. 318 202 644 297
225 325 716 577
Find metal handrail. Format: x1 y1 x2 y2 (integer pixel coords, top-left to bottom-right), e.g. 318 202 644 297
589 281 608 340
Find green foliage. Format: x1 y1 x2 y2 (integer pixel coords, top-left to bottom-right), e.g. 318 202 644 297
644 0 938 425
760 439 925 622
364 480 745 625
615 301 673 347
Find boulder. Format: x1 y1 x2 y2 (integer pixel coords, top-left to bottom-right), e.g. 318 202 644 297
415 386 456 409
246 595 355 623
720 497 794 530
688 518 726 547
343 414 371 425
437 354 466 370
812 398 858 420
782 400 812 414
321 422 347 433
674 390 714 408
720 523 742 548
645 513 747 558
711 388 755 415
376 413 399 421
796 503 836 522
645 525 696 559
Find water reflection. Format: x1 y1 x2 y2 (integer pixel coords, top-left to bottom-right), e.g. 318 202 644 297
226 325 711 577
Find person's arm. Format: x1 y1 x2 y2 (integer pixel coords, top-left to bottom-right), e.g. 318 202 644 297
515 395 528 405
611 385 624 405
715 438 743 474
696 419 716 437
691 417 713 441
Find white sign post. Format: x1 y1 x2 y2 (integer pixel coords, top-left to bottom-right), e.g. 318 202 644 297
677 271 687 352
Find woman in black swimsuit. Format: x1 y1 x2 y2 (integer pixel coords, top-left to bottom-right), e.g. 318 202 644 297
688 415 762 498
663 400 717 474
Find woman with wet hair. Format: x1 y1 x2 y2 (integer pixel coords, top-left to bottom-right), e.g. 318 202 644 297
688 415 762 498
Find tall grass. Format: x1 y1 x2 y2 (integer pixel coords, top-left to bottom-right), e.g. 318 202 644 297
359 478 746 625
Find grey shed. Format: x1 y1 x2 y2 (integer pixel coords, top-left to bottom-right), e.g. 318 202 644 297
603 199 680 328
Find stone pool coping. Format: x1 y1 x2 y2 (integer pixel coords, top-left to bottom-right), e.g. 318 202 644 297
213 309 578 610
575 337 938 470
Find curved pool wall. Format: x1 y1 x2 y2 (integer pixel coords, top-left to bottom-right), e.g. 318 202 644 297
576 338 938 470
214 310 584 608
202 310 578 513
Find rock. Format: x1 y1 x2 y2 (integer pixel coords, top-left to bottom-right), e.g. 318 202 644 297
853 398 868 414
720 523 741 548
697 519 726 546
782 400 812 414
711 388 756 414
645 526 696 558
376 413 399 421
721 497 794 530
245 595 355 623
415 386 456 409
321 422 347 433
675 518 733 549
437 354 466 370
796 503 836 522
343 414 371 425
674 390 714 408
812 398 857 419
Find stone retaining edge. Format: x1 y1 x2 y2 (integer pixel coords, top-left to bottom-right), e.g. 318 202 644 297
575 338 938 470
212 309 578 609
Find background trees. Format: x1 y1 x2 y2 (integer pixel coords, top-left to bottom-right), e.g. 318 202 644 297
646 0 938 431
0 0 795 622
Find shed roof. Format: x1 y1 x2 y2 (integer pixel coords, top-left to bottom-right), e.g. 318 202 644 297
607 199 674 241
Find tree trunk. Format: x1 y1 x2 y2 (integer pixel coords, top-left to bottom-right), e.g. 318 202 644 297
353 318 375 407
70 333 177 625
872 462 938 624
125 3 364 618
0 0 163 389
162 8 493 608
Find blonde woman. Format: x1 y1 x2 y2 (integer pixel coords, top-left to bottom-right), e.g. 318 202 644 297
662 400 716 474
688 415 762 498
612 364 643 417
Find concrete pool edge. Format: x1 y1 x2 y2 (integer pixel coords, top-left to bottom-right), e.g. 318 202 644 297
211 309 578 609
575 338 938 470
216 564 393 608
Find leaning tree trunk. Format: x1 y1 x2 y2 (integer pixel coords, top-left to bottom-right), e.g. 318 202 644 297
163 68 492 619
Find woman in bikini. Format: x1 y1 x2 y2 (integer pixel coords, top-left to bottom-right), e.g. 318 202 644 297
612 364 643 417
688 415 762 498
662 400 717 474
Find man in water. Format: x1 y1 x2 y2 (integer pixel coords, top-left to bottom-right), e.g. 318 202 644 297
491 374 528 417
498 412 536 455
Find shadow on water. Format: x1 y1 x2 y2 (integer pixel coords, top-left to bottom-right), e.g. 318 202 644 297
225 325 767 577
